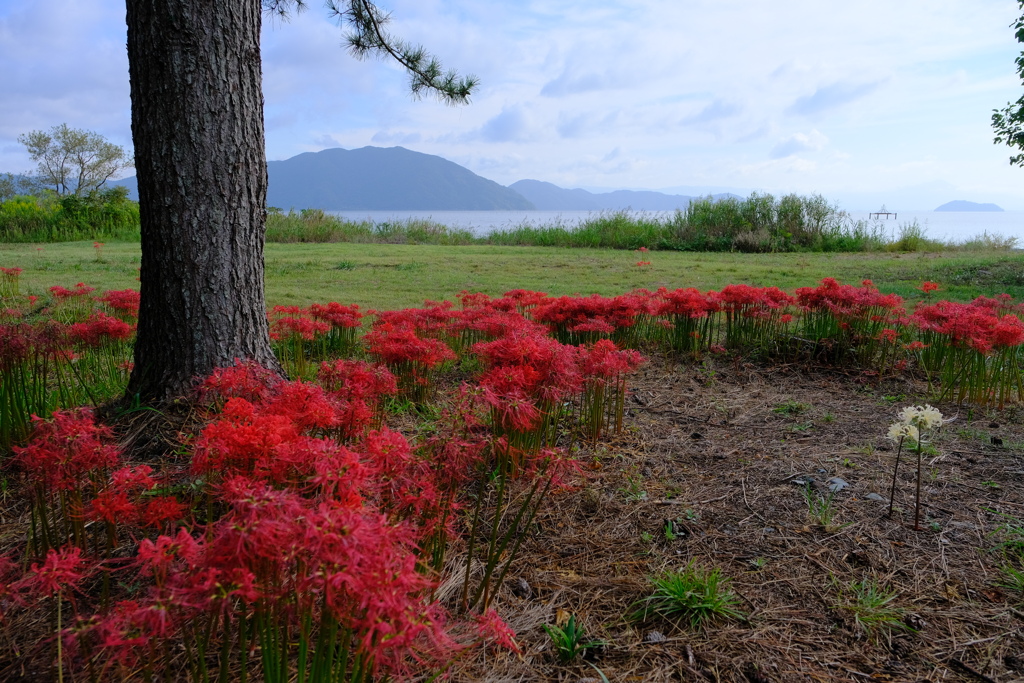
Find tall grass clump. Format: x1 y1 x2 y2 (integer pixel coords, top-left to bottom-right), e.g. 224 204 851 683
484 194 899 253
265 208 376 243
886 220 947 252
667 193 887 253
374 218 476 245
0 188 140 242
956 232 1021 251
265 209 476 245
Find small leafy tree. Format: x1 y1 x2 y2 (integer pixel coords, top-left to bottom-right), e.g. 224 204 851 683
17 124 133 196
0 173 42 202
992 2 1024 166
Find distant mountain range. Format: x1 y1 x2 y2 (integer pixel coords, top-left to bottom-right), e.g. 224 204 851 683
266 147 532 210
508 179 738 210
114 146 530 210
112 146 740 211
100 147 1005 212
934 200 1003 212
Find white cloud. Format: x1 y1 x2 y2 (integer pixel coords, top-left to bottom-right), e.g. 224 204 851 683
0 0 1023 207
769 130 829 159
786 80 884 116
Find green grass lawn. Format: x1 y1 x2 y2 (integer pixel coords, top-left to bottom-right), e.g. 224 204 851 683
2 240 1021 310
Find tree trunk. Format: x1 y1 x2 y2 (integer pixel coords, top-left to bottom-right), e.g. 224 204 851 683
125 0 281 402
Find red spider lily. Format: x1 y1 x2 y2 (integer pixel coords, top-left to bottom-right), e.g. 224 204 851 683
576 340 644 440
86 600 150 663
15 409 120 492
455 306 548 345
636 260 652 266
139 496 188 528
795 278 902 317
579 339 644 382
49 282 96 300
111 464 157 490
878 328 899 344
0 267 22 298
531 293 650 345
364 321 456 368
719 284 793 312
992 314 1024 348
48 283 96 324
474 331 582 405
67 312 134 347
361 428 442 525
308 442 369 505
269 309 330 341
457 290 496 310
199 359 281 404
502 289 549 311
919 281 940 294
193 377 351 486
183 477 456 677
714 284 795 350
17 545 87 597
258 380 341 432
318 359 397 439
97 289 140 319
911 298 1023 405
793 278 905 366
655 287 720 350
365 319 457 400
912 300 998 347
318 359 398 402
475 609 520 653
971 293 1020 315
309 301 363 328
0 555 23 618
190 398 302 482
480 378 542 432
88 489 138 524
135 529 203 585
637 246 649 253
375 302 461 341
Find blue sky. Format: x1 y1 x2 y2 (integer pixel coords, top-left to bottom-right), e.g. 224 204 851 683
2 0 1024 209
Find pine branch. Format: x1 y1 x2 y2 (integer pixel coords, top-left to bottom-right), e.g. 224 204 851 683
327 0 478 105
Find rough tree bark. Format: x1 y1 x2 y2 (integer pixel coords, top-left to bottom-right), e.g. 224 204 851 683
125 0 281 402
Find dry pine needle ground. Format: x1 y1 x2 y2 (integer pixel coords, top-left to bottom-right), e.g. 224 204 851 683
450 354 1024 683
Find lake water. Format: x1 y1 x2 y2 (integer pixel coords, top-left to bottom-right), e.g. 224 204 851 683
331 209 1024 244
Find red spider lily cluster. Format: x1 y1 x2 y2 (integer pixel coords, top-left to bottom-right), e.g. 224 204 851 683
1 270 1024 678
4 368 525 680
0 266 21 298
49 282 96 321
0 298 137 453
912 295 1024 405
364 313 457 401
97 288 140 319
268 302 364 378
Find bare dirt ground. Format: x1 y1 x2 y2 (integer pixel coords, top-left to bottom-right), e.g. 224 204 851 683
452 355 1024 683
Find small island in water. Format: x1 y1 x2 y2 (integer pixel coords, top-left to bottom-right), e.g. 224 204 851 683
934 200 1004 212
